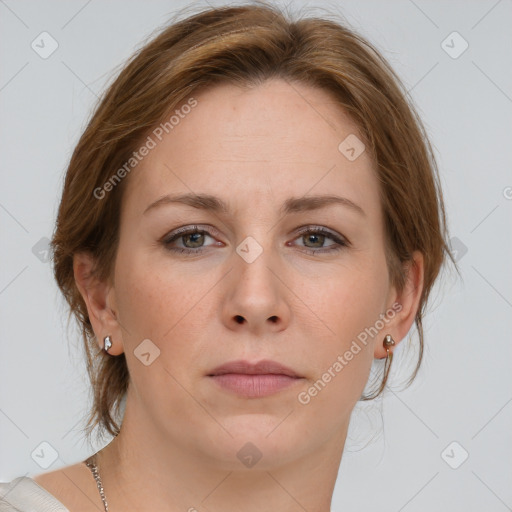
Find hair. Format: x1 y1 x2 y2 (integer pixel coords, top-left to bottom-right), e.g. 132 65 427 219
51 1 457 440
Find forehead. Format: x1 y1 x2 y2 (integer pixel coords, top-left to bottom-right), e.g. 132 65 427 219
122 78 380 221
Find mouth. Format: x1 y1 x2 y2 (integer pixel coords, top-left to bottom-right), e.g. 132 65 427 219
208 359 301 378
207 359 304 398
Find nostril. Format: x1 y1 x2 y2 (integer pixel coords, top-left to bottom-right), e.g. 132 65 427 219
234 315 244 324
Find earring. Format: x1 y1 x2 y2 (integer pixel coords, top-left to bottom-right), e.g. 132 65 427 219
103 335 112 353
359 334 396 401
383 334 395 360
382 333 395 382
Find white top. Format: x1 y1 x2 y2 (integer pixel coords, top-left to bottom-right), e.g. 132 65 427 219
0 476 335 511
0 476 69 511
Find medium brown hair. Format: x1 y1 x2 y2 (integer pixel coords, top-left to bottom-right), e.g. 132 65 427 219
51 1 457 440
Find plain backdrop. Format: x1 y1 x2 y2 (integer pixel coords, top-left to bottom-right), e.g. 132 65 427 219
1 0 511 510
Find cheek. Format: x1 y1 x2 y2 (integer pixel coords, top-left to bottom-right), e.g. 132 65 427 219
295 256 390 412
114 253 194 343
113 246 216 375
302 255 389 346
112 250 211 418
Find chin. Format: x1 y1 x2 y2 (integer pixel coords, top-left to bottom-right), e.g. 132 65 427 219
195 414 309 470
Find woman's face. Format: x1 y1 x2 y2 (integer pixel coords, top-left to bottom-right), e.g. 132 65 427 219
103 78 409 466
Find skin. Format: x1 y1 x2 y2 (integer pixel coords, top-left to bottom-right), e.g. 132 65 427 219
34 78 423 511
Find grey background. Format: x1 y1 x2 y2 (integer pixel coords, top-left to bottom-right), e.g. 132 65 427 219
1 0 511 510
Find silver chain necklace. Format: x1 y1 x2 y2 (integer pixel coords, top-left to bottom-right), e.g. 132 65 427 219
84 455 109 511
84 453 334 512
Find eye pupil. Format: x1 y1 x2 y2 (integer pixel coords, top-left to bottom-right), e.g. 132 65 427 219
304 233 325 248
184 232 204 248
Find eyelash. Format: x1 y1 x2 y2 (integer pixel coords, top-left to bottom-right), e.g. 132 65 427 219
161 224 349 256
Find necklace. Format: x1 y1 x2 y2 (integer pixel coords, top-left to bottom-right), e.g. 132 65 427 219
84 453 335 512
84 454 109 511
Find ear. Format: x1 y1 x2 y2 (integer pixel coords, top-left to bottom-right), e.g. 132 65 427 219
374 250 425 359
73 252 124 356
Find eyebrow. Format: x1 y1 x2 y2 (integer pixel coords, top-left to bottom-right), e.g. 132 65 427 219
143 193 366 217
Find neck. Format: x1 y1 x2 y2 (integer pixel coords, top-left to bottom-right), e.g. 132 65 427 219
95 390 347 512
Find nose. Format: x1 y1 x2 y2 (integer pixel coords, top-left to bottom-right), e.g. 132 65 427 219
221 245 291 336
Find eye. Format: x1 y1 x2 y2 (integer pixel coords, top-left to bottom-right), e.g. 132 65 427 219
290 226 349 255
162 225 221 255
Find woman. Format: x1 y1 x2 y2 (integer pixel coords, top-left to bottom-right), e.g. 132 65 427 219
0 2 455 511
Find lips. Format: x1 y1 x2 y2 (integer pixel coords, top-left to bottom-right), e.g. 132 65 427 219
207 359 301 378
207 359 303 398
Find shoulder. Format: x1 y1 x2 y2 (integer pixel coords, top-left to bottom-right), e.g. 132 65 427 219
33 461 102 511
0 475 68 511
1 461 100 512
